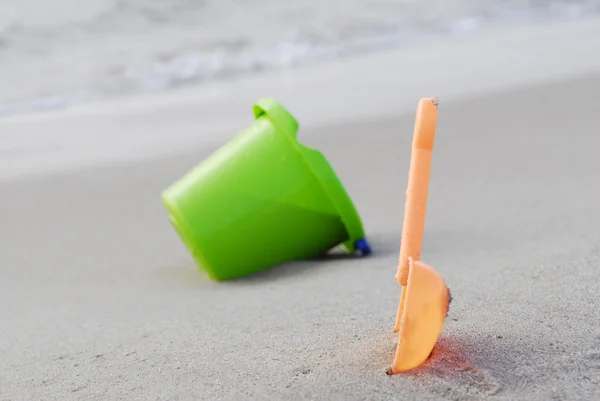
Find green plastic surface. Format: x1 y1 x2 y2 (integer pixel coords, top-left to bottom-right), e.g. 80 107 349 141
161 98 366 280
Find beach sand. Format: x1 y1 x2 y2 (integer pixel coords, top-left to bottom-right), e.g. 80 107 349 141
1 18 600 400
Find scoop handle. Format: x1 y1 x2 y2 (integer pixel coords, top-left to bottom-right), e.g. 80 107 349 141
396 98 438 286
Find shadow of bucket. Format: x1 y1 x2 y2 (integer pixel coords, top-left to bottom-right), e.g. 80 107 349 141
161 98 370 281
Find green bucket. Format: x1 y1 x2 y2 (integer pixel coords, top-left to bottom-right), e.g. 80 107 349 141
162 98 370 280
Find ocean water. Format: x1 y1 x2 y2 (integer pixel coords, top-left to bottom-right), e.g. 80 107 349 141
1 0 599 116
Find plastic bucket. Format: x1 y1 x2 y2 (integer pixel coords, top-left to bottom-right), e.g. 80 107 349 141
162 98 370 280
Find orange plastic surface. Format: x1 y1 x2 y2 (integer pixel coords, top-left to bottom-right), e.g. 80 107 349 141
395 97 438 286
391 258 449 373
390 97 448 375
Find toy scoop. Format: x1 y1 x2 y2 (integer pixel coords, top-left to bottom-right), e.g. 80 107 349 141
388 97 451 375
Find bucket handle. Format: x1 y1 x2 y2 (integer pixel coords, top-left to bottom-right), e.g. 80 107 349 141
253 98 299 139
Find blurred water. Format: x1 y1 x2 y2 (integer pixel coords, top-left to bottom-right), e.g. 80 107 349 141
0 0 599 116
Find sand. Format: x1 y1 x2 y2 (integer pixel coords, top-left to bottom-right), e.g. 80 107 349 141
2 18 600 401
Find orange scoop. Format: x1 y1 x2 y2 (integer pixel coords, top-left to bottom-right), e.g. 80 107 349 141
388 97 451 375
